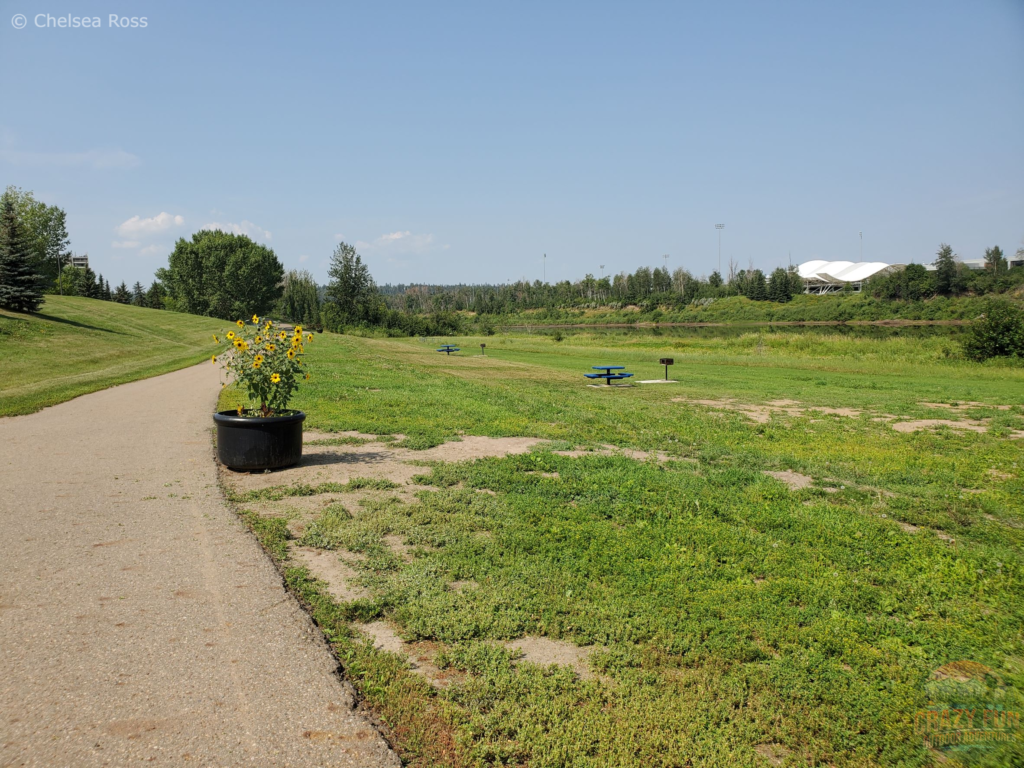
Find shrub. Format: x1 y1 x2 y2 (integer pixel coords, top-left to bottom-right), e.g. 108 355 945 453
961 300 1024 361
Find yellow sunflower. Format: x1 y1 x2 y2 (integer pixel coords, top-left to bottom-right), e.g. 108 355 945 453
255 335 262 344
236 406 243 415
267 343 276 352
306 333 313 342
253 360 261 369
304 373 310 380
226 331 235 340
252 314 259 323
287 348 296 359
234 339 244 350
279 331 287 340
212 334 219 343
254 354 264 364
291 336 300 347
211 355 217 364
236 320 245 328
295 325 303 334
270 373 281 384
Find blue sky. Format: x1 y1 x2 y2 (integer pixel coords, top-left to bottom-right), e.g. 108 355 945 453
2 0 1022 287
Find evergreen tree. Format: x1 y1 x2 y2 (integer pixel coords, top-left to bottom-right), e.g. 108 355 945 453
787 266 804 297
145 280 166 309
747 269 768 301
104 278 113 301
80 268 99 298
708 271 723 288
131 281 146 306
0 198 45 312
767 267 792 302
113 281 131 304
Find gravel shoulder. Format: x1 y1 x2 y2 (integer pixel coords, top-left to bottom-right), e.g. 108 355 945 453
0 363 398 767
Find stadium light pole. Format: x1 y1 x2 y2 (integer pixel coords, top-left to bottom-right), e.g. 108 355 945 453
859 231 863 261
543 253 546 283
715 224 725 275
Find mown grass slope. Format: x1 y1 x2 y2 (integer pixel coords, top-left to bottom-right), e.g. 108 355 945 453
224 332 1024 767
0 296 225 416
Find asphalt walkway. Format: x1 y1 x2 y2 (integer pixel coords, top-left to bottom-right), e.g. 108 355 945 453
0 363 399 767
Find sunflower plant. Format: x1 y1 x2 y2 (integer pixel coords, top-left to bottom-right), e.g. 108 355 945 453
212 315 314 417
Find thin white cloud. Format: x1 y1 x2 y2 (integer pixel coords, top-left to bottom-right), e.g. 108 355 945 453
298 254 309 263
111 240 141 249
356 231 442 257
138 244 162 256
0 148 140 169
334 233 346 241
116 212 185 238
202 220 272 242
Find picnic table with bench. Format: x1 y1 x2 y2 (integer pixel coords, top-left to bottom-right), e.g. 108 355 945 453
585 365 635 385
437 344 460 355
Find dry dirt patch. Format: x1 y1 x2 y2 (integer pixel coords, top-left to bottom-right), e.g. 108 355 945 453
356 621 453 688
220 434 546 497
505 636 596 680
891 419 987 434
754 743 791 766
763 470 815 491
673 397 861 424
290 546 369 602
919 402 1012 411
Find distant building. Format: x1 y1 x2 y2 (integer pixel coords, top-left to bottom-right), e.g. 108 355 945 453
1011 257 1024 269
71 254 89 269
797 260 903 294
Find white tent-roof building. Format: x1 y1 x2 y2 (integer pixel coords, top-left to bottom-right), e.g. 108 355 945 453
797 260 903 294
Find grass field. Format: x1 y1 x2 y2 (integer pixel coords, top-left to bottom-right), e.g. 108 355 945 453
0 296 225 417
223 330 1024 767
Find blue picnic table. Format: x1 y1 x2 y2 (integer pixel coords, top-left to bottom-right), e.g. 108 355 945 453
585 365 635 385
437 344 460 356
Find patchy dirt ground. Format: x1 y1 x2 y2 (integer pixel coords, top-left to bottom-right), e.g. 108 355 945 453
222 431 641 685
672 396 1023 438
672 397 861 424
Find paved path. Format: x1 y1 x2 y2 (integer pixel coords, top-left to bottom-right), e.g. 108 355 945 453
0 364 399 767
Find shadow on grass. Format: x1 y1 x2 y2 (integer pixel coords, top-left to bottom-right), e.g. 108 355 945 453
29 311 123 335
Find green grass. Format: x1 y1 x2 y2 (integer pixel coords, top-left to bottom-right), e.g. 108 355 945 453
223 331 1024 767
0 296 226 416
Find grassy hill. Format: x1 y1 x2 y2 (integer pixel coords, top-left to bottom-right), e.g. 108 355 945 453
0 296 226 417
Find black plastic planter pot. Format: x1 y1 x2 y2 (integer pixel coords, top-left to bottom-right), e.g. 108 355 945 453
213 410 305 471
